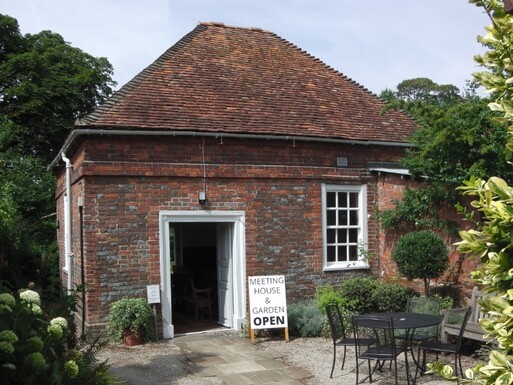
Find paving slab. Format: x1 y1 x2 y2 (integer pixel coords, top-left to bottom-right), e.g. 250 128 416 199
174 332 313 384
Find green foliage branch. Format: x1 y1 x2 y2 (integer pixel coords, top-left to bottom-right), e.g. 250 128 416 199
429 1 513 383
379 80 511 231
378 184 459 232
0 14 115 288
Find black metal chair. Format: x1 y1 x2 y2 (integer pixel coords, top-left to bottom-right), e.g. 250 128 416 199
325 303 375 378
353 315 410 385
416 306 472 378
397 296 441 342
395 296 442 367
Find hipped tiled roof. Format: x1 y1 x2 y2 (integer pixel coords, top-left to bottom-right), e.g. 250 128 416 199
78 22 415 143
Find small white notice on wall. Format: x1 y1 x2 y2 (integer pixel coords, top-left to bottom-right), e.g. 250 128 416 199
248 275 288 329
146 284 161 304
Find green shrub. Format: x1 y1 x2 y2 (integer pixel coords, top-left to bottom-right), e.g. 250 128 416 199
339 277 381 314
287 301 324 337
372 283 415 312
39 241 61 302
432 293 453 310
315 284 354 314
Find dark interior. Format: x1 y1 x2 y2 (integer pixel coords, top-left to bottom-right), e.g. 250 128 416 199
170 222 221 334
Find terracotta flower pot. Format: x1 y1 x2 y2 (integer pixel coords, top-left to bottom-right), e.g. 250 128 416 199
123 328 142 346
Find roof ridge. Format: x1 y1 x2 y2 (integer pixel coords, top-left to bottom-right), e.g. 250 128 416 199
198 21 379 98
198 21 269 33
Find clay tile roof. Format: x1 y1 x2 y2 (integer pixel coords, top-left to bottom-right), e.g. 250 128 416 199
79 22 415 144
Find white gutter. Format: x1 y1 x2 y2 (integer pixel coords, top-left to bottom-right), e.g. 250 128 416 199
50 128 414 168
61 153 74 295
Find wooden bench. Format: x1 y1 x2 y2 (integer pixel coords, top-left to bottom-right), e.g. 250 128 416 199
440 286 493 343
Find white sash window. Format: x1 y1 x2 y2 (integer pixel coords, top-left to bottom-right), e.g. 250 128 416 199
322 184 369 270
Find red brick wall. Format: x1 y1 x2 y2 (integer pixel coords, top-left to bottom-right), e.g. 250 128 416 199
57 134 476 332
375 173 479 298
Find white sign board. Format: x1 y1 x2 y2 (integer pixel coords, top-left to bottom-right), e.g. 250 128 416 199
248 275 288 329
146 284 161 304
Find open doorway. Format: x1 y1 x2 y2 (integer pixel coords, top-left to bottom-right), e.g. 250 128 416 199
158 210 246 338
170 222 219 333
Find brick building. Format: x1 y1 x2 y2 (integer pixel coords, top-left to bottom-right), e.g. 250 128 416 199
52 22 422 338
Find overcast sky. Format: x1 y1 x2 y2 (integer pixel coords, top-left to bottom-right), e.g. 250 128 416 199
2 0 491 95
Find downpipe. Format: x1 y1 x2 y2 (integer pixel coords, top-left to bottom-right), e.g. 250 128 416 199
62 153 74 295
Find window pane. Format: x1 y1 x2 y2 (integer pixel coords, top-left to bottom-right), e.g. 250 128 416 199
327 192 336 207
349 192 359 208
349 245 358 261
327 246 336 262
338 210 348 226
349 210 358 225
338 192 347 208
338 229 347 243
327 210 336 226
349 229 358 242
327 229 336 243
338 246 347 261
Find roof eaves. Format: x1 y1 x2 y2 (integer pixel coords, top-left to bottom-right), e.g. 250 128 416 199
50 128 413 169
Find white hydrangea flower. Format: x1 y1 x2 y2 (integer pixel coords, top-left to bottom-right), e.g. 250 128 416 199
50 317 68 330
31 304 42 315
19 289 41 306
47 324 63 339
0 293 16 313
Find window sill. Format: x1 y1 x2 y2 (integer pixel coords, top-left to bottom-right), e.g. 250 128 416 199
323 263 370 272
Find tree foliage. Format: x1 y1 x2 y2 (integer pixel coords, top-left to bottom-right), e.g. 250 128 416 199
429 1 513 383
394 77 461 104
0 14 115 287
0 14 115 162
379 78 511 231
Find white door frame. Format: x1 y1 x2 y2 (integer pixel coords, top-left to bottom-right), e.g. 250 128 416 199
159 210 246 338
216 223 233 327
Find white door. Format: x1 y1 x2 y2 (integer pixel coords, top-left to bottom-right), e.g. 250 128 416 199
217 223 233 327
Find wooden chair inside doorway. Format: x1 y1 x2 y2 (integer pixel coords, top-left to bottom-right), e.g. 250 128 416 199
189 279 213 323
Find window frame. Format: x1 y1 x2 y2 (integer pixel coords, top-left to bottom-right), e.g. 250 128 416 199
321 184 369 271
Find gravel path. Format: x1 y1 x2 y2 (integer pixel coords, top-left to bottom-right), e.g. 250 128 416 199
99 335 481 385
256 337 480 385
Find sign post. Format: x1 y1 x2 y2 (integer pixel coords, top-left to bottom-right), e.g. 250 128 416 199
146 284 161 341
248 275 288 344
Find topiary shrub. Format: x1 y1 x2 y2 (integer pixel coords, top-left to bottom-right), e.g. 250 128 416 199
392 230 449 296
287 301 324 337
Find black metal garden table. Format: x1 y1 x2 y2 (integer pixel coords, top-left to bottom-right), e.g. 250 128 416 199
356 312 442 384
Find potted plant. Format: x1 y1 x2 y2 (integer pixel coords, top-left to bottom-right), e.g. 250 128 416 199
107 297 154 346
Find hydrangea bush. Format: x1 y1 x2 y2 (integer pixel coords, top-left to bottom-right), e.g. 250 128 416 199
0 288 115 384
